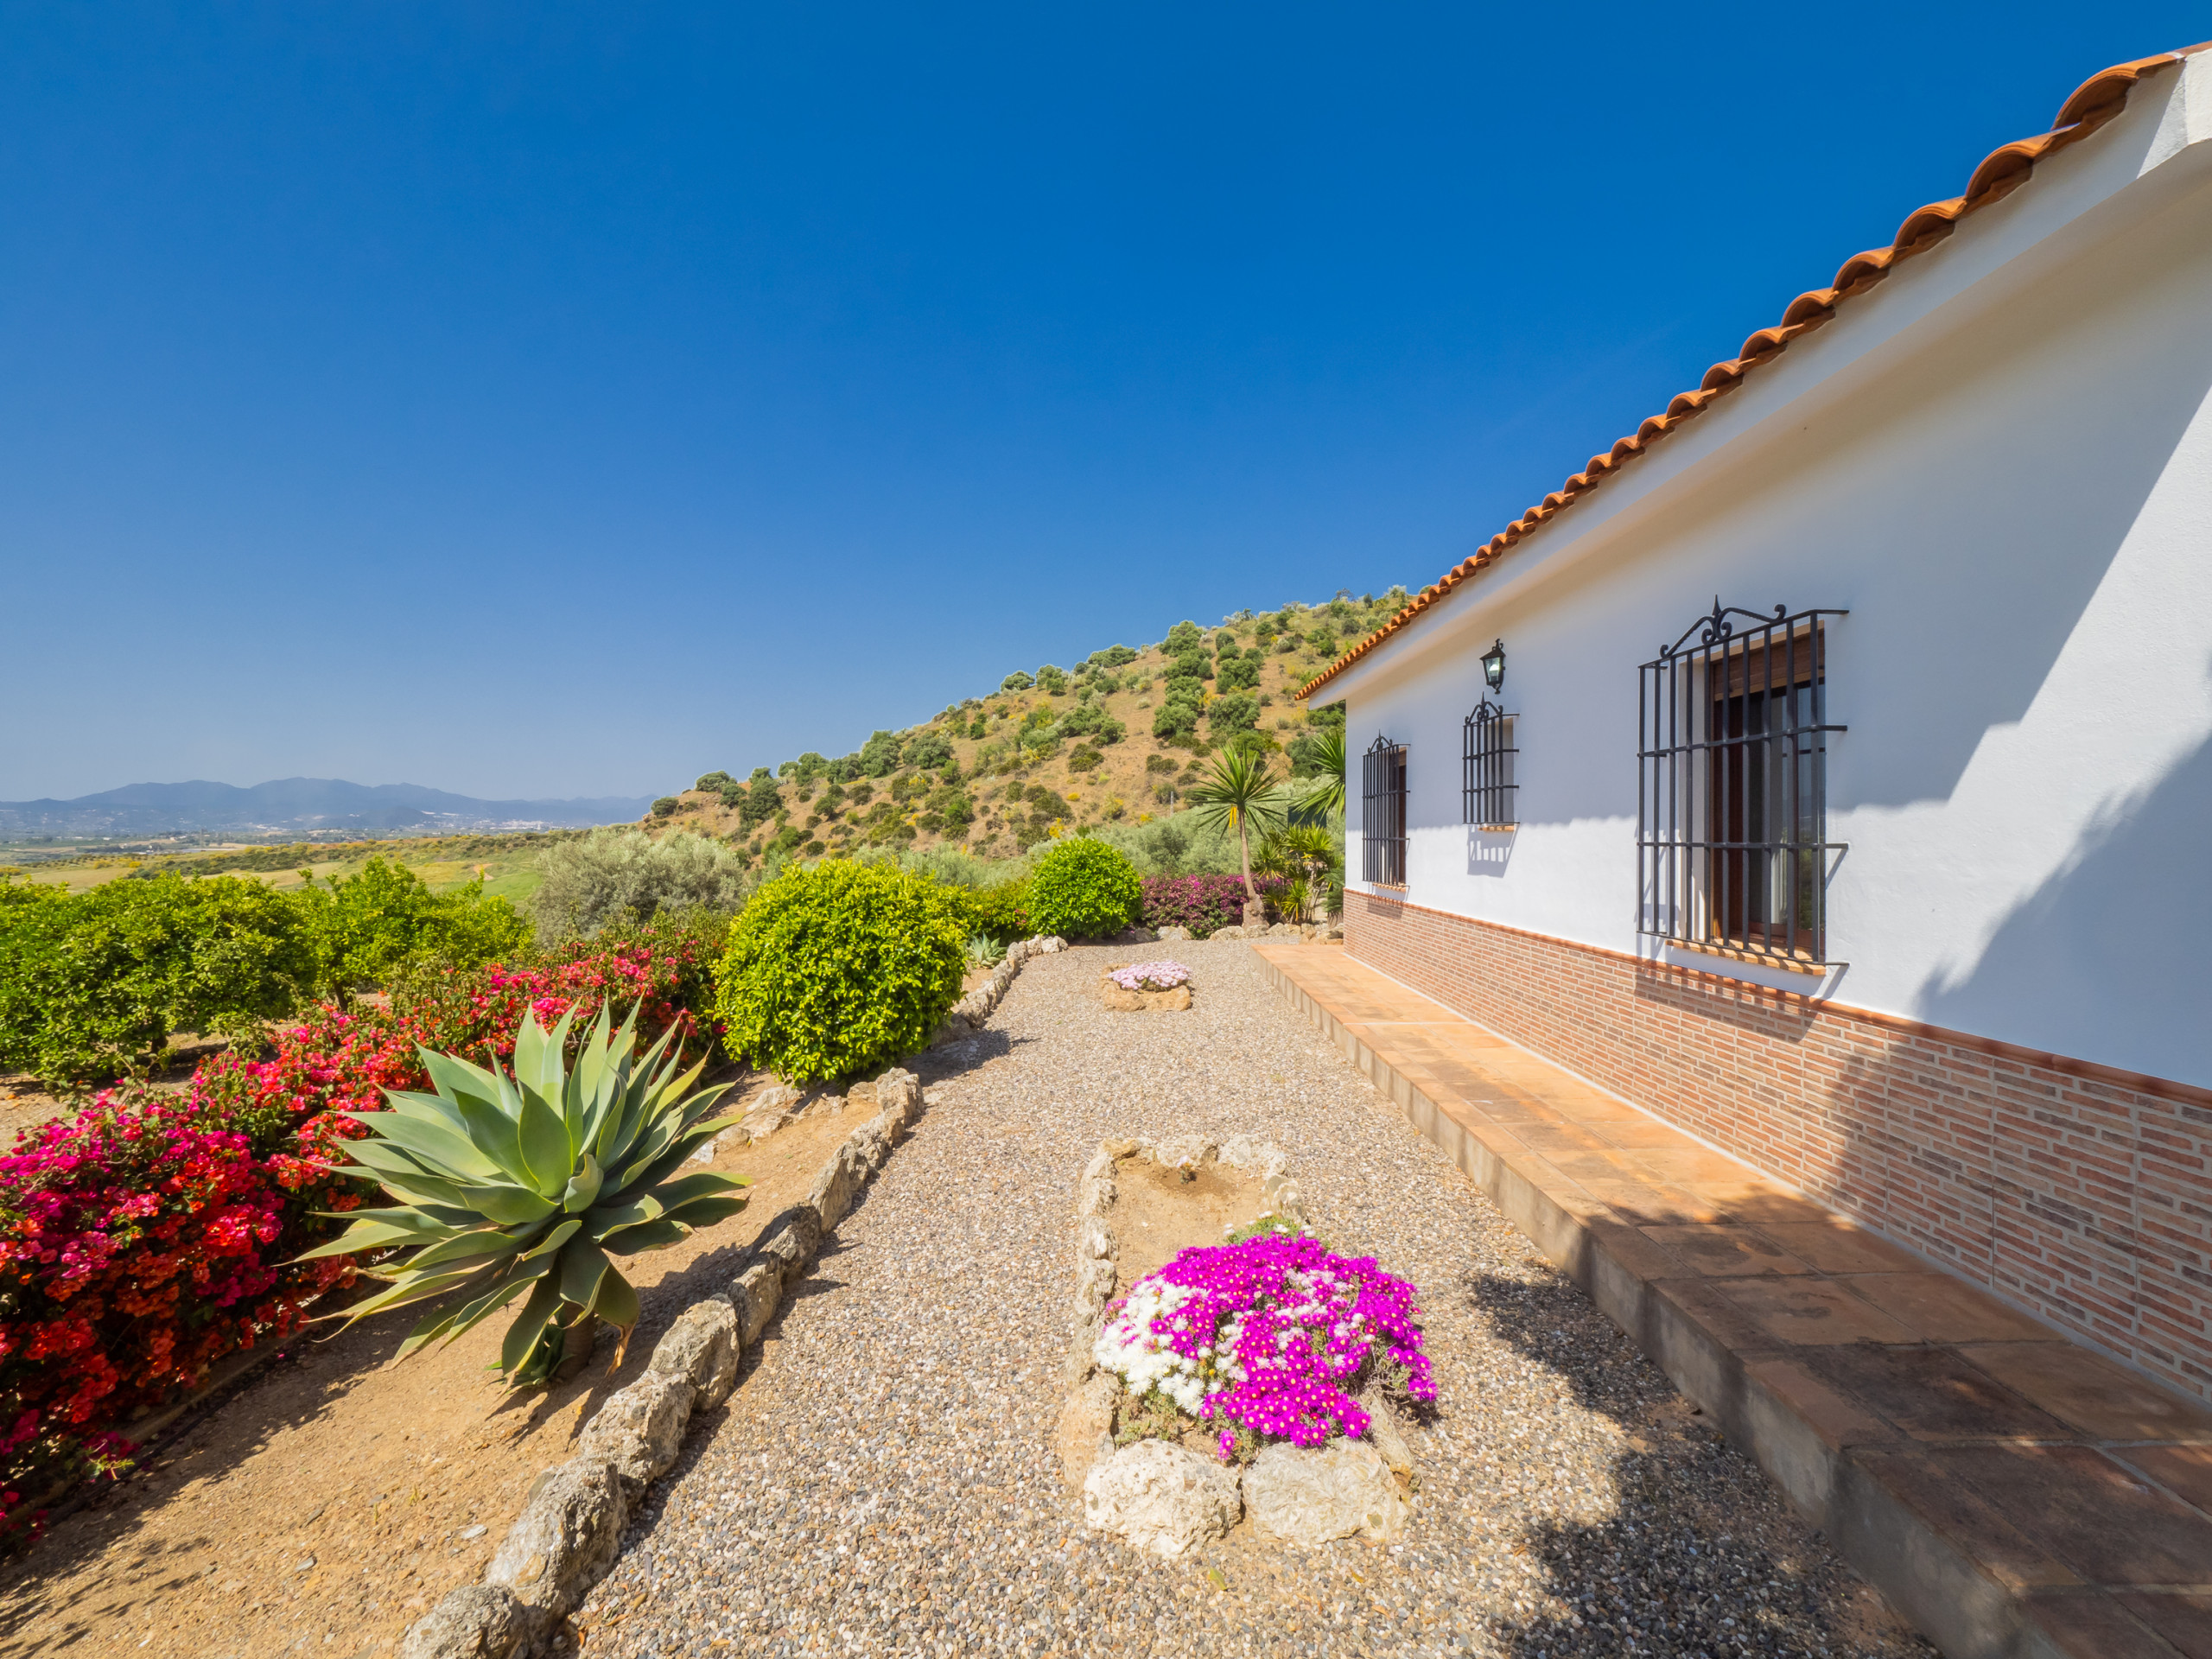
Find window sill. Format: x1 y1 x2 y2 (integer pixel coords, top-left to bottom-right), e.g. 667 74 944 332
1471 821 1519 832
1662 937 1834 978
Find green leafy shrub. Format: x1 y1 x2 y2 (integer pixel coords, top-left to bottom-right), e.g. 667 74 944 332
1060 702 1125 744
1025 837 1141 938
739 775 783 829
1208 692 1260 735
529 827 753 939
297 856 531 993
905 729 956 771
651 798 680 818
1216 654 1260 691
1037 664 1068 696
310 1005 749 1385
1067 747 1103 772
695 770 736 792
1000 670 1035 691
1146 753 1177 773
713 860 967 1083
859 729 906 776
1165 620 1204 651
0 874 315 1088
1090 645 1139 668
1152 699 1200 743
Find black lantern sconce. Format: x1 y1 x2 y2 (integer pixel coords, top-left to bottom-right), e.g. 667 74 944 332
1480 638 1507 693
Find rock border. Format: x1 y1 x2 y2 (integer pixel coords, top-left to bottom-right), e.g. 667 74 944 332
400 938 1063 1659
1060 1136 1417 1559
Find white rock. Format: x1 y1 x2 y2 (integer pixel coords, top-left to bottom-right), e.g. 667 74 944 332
1156 925 1192 942
399 1585 544 1659
1359 1390 1416 1481
1242 1440 1408 1546
730 1260 782 1345
575 1372 696 1500
485 1458 626 1611
1151 1134 1216 1175
649 1298 741 1408
808 1139 866 1230
1074 1216 1117 1311
1081 1440 1242 1557
1040 936 1067 953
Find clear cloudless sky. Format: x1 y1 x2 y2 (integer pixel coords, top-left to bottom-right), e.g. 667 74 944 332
3 4 2203 801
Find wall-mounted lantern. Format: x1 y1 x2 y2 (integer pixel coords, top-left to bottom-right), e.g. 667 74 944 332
1481 638 1508 693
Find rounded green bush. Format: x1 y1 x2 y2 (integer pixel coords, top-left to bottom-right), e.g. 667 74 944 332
713 859 966 1084
1025 836 1141 939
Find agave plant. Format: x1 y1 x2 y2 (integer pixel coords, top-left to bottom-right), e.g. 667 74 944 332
964 932 1007 967
302 1003 748 1385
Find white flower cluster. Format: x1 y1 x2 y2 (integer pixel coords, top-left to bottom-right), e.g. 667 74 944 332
1092 1281 1241 1416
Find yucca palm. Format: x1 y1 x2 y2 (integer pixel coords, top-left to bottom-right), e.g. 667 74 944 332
1185 746 1289 918
1291 727 1346 825
302 1004 748 1385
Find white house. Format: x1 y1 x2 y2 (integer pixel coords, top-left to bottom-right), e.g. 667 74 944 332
1305 45 2212 1402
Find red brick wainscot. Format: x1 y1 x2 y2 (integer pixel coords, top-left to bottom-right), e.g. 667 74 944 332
1344 887 2212 1405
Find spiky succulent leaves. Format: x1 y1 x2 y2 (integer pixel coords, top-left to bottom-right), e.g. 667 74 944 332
304 1003 749 1385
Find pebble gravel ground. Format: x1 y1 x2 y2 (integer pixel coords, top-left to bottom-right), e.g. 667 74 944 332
579 941 1933 1659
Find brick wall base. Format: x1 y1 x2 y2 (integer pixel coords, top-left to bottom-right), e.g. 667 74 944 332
1347 887 2212 1403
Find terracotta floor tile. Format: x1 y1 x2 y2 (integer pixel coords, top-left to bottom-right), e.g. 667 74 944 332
2114 1591 2212 1659
1546 1149 1643 1184
1578 1179 1732 1228
1745 1357 1902 1453
2023 1592 2191 1659
1586 1116 1706 1151
2113 1444 2212 1513
1836 1274 2058 1344
1690 1183 1846 1230
1800 1344 2075 1442
1651 1276 1784 1357
1713 1279 1918 1346
1847 1447 2079 1592
1627 1147 1762 1185
1939 1443 2212 1585
1640 1225 1812 1278
1758 1221 1926 1275
1509 1124 1618 1159
1958 1343 2212 1444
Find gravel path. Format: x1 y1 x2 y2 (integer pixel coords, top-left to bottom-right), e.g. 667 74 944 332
580 941 1933 1658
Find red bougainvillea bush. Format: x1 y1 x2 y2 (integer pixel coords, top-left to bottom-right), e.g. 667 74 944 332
0 916 728 1546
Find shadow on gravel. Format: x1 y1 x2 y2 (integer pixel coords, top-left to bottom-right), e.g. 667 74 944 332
1461 1270 1927 1659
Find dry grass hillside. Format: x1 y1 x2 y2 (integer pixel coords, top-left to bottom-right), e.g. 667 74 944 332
650 593 1403 868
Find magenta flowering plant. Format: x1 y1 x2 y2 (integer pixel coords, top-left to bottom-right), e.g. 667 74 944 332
1091 1232 1433 1455
1106 961 1190 993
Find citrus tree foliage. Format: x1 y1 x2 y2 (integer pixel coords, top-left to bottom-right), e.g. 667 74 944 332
307 1004 748 1386
1025 836 1142 938
713 859 967 1083
296 857 531 993
530 827 753 940
0 874 315 1087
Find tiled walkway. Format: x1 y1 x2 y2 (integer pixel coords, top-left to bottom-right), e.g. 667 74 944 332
1250 941 2212 1659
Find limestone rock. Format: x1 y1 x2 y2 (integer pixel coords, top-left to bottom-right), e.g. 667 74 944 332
1082 1440 1242 1557
808 1140 866 1230
1360 1390 1416 1482
1262 1169 1306 1222
1210 925 1247 941
1242 1440 1408 1546
868 1107 906 1148
1100 983 1192 1012
1216 1135 1287 1177
1054 1373 1122 1489
846 1079 879 1111
1077 1173 1116 1218
485 1457 626 1612
399 1586 546 1659
748 1205 823 1289
1155 925 1192 942
1074 1215 1117 1312
576 1372 696 1500
1041 936 1066 953
730 1260 782 1344
849 1122 891 1173
1268 921 1304 938
650 1297 741 1408
1151 1134 1216 1176
876 1069 922 1128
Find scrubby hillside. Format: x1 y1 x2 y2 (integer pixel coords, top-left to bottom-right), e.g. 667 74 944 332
652 590 1402 868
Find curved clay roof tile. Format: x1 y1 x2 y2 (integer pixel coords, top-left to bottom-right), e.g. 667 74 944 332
1297 44 2204 703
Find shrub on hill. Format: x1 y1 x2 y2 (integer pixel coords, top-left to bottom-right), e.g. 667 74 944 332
530 827 752 939
713 860 966 1083
1216 654 1260 691
1026 837 1141 938
1090 645 1138 668
1001 670 1035 691
905 729 956 772
859 730 906 776
1208 692 1261 736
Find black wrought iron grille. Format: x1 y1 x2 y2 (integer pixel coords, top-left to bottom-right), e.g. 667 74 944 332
1637 601 1847 963
1462 701 1518 829
1361 735 1408 886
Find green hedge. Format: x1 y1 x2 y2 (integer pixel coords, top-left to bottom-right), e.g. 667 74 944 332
712 860 967 1083
1025 837 1141 938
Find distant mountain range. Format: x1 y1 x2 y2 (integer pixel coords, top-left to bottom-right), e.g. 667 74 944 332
0 779 652 841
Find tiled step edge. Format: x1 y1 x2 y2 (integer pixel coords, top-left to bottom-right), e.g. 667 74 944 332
1256 953 2090 1659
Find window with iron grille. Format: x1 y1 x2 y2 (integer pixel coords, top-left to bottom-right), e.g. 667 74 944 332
1361 735 1407 886
1462 701 1517 829
1637 601 1847 963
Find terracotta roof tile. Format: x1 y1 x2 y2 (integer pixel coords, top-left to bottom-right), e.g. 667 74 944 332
1300 44 2210 700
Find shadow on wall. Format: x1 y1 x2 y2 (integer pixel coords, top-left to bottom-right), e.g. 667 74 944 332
1459 1268 1930 1657
1916 729 2212 1091
1466 827 1516 879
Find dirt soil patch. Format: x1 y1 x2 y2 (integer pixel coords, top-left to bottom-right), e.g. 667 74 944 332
0 1076 865 1659
1103 1154 1268 1295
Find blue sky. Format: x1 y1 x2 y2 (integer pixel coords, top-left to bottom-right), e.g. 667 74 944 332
3 4 2201 801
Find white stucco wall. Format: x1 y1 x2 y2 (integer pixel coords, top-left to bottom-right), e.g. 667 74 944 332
1336 62 2212 1090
